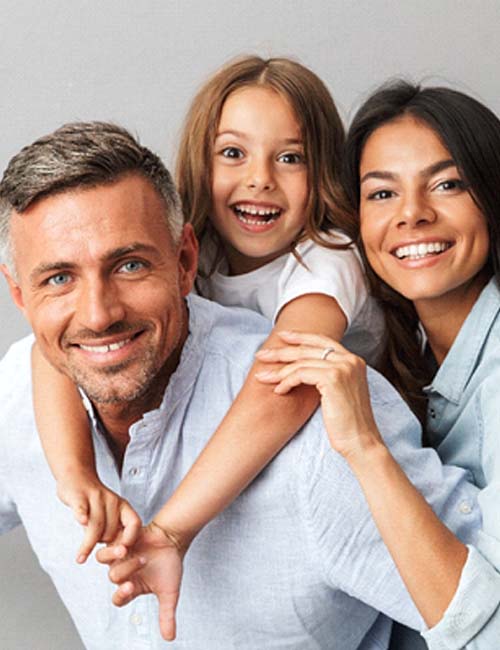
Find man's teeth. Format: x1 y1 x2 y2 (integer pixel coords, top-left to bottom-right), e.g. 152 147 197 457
79 339 131 353
233 204 281 225
395 242 450 260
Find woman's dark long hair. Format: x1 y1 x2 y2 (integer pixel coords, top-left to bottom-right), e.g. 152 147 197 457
343 81 500 424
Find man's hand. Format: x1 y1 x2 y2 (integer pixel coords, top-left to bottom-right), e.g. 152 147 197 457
96 523 185 641
56 470 142 563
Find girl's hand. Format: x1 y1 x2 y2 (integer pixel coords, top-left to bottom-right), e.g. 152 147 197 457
255 331 384 461
96 523 185 642
57 470 142 563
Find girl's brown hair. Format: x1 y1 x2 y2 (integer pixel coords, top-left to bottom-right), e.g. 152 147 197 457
176 56 354 267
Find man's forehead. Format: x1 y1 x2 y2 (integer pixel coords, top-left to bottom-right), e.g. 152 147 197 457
9 177 175 278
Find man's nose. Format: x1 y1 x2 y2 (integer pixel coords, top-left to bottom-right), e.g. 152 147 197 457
76 279 126 332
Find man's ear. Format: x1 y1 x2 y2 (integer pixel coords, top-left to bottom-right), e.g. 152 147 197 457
177 224 199 297
1 264 26 315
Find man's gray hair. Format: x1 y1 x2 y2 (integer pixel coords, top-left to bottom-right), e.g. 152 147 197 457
0 121 184 273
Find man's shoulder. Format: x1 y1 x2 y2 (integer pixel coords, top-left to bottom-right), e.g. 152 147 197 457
188 293 272 366
0 335 33 393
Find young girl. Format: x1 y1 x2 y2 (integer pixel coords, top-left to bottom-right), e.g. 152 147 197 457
32 56 384 638
255 81 500 648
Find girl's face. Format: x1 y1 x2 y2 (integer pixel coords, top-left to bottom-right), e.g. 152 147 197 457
211 85 308 275
359 116 490 314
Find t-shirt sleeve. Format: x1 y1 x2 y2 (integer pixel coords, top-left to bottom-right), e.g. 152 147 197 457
296 368 482 633
274 240 369 326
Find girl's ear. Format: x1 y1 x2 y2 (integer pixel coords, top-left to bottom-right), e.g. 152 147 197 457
177 224 199 296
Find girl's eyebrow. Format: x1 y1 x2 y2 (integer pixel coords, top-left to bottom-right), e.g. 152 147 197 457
215 129 303 146
360 159 456 185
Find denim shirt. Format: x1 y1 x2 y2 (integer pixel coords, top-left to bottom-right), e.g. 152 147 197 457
0 294 486 650
402 278 500 650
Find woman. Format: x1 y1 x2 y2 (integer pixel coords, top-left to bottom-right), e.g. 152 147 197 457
256 81 500 648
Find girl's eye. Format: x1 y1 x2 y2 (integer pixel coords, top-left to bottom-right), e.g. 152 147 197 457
367 189 394 201
435 178 466 192
278 152 304 164
47 272 71 286
118 260 146 273
221 147 244 159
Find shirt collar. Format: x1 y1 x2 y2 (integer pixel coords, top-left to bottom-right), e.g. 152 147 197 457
426 277 500 403
81 293 213 440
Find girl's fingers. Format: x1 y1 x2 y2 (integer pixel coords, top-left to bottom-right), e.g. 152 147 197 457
112 581 137 607
108 555 147 585
119 504 142 547
96 543 128 565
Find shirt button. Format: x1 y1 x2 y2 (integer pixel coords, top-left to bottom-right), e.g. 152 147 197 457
429 408 436 418
130 613 142 626
129 467 140 476
459 501 472 514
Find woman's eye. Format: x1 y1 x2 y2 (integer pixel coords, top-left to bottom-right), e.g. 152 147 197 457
368 189 394 201
119 260 146 273
47 272 71 286
221 147 244 159
278 152 304 164
435 179 466 192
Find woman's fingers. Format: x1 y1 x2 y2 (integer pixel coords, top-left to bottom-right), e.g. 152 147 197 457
278 330 350 355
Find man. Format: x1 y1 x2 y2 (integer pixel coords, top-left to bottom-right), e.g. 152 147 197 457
0 122 491 649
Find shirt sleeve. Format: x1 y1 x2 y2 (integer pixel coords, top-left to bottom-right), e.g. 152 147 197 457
298 367 482 633
275 239 369 326
423 376 500 649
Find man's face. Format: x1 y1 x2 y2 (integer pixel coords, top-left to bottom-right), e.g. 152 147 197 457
3 174 198 407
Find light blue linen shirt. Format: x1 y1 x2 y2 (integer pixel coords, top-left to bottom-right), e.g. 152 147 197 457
0 295 489 649
397 277 500 650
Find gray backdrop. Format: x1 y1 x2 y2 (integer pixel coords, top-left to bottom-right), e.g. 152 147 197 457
0 1 498 647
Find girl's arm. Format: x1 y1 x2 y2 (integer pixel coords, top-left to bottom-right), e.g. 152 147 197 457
152 293 346 543
255 331 466 627
32 344 141 562
96 292 347 641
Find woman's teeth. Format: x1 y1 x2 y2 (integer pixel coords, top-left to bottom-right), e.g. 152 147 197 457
394 241 450 260
233 204 281 224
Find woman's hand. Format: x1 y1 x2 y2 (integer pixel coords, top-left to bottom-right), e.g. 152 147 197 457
255 330 384 462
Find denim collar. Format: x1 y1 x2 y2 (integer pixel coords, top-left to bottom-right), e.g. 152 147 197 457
425 277 500 403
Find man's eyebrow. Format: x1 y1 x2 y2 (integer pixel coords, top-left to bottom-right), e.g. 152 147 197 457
360 159 456 185
105 243 160 261
29 243 160 285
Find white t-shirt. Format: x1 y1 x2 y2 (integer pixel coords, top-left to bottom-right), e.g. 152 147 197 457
196 231 385 366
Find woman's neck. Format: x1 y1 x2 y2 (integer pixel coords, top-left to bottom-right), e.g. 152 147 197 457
415 272 491 365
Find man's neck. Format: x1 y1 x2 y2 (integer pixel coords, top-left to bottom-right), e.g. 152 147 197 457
94 343 184 472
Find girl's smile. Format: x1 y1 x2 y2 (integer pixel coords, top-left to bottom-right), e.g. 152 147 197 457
211 85 308 275
359 116 490 316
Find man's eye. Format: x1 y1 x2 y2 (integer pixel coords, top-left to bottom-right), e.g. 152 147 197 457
278 152 304 164
47 273 71 286
118 260 146 273
221 147 244 159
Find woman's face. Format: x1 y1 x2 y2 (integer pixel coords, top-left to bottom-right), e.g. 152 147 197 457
359 116 490 314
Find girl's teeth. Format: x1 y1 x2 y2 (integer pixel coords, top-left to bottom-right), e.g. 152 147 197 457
395 241 449 260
